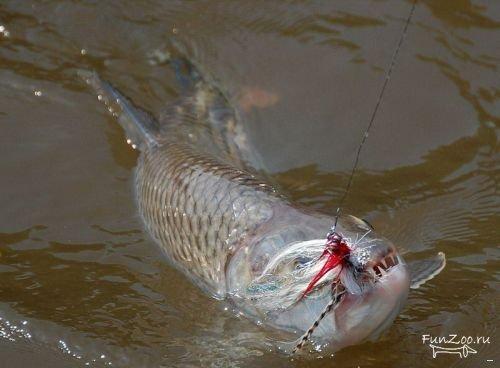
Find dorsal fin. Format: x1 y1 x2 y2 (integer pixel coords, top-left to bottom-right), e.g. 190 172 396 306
408 252 446 289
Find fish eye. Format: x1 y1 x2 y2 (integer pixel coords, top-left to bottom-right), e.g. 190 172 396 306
361 218 374 230
292 256 312 270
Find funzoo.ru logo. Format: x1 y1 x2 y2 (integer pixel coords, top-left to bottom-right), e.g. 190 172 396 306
422 334 491 359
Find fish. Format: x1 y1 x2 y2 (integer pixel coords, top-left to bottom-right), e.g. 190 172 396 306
79 53 446 355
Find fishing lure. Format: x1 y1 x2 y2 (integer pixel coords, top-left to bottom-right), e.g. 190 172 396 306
300 231 350 299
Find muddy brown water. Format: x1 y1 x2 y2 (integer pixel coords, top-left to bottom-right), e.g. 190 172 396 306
0 1 498 367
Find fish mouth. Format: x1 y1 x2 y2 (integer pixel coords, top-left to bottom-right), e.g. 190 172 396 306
368 253 401 280
331 251 404 297
297 255 409 353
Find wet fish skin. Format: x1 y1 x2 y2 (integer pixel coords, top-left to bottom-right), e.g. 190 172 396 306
136 140 280 297
82 62 445 354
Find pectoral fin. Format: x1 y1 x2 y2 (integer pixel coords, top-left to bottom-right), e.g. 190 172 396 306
408 252 446 289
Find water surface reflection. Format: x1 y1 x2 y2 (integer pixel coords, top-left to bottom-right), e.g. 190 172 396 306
0 1 498 367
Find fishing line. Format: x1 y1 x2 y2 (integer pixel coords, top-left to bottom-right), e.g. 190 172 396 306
293 0 418 354
332 0 418 233
292 285 345 354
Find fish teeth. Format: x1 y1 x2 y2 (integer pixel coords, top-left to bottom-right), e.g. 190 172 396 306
385 255 394 268
368 268 377 278
380 258 387 269
389 255 395 266
380 267 387 276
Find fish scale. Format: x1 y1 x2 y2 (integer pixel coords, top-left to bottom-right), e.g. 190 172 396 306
135 141 279 297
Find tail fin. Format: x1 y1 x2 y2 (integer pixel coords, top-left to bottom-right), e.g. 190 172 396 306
78 70 159 151
169 56 203 91
159 42 267 171
164 40 227 98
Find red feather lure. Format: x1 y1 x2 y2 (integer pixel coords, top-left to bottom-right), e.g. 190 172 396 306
301 232 350 298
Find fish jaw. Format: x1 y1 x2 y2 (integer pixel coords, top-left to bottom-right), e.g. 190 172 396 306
323 259 411 350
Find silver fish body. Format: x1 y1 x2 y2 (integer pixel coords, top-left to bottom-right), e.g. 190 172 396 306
136 140 279 297
82 59 445 354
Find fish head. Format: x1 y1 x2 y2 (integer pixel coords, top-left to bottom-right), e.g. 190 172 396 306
227 214 410 353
